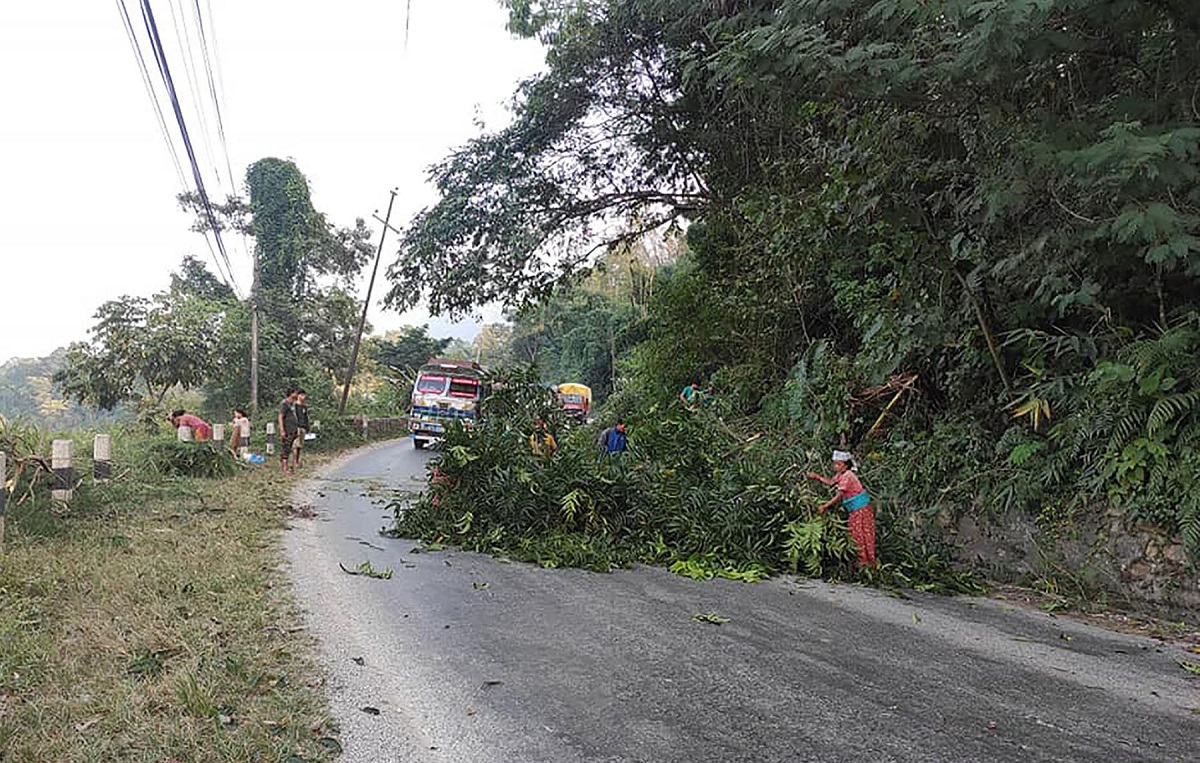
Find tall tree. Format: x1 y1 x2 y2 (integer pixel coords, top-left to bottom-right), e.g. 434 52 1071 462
370 325 453 372
54 284 222 412
180 158 374 411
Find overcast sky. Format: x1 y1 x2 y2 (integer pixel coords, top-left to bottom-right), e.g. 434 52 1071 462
0 0 544 364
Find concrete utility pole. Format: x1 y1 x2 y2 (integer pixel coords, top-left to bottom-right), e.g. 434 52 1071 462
338 189 398 416
250 256 260 418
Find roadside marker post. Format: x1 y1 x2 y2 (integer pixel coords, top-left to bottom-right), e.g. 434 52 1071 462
51 439 73 503
93 434 112 484
177 426 194 442
212 423 225 445
266 423 276 456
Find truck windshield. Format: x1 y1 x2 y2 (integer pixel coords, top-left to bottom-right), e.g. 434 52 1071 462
416 375 448 394
448 378 480 398
562 394 584 405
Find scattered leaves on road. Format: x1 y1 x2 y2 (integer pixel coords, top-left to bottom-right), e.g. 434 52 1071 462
472 581 489 590
1178 660 1200 676
912 613 922 624
351 656 365 666
693 612 730 625
360 706 381 715
1059 633 1073 642
339 561 393 579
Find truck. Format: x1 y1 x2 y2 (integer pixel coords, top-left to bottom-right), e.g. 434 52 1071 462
408 358 486 449
554 382 592 422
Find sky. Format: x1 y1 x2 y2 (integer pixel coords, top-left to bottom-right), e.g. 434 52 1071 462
0 0 545 364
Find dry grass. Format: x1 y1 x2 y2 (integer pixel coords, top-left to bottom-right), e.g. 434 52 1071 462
0 463 338 762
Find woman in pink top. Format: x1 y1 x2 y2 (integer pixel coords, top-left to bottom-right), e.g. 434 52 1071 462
170 409 213 441
806 450 877 568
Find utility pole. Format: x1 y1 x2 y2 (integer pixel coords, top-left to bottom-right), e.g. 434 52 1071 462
250 254 260 417
338 189 398 416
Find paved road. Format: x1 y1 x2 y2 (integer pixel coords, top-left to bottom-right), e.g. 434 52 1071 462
286 439 1198 763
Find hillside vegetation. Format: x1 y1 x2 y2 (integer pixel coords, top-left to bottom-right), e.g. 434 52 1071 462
388 0 1200 607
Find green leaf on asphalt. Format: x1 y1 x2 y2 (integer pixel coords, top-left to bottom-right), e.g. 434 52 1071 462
1179 660 1200 676
693 612 729 625
339 561 393 580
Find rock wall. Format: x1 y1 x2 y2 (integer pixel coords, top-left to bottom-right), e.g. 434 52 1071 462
948 507 1199 616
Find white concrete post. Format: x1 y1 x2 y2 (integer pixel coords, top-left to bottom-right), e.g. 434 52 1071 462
266 422 276 455
93 434 112 484
51 439 73 502
177 425 194 442
212 423 225 444
361 416 369 438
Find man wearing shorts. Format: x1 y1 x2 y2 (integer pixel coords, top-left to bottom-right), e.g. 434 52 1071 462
278 388 299 473
292 389 311 469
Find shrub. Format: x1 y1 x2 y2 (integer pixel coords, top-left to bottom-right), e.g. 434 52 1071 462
145 441 236 478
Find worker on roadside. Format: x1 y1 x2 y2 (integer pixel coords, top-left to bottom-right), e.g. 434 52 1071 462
169 409 212 441
292 390 311 469
529 417 558 457
806 450 877 568
679 380 712 410
602 418 628 458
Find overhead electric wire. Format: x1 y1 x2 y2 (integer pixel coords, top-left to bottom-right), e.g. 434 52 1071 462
138 0 242 297
115 0 187 189
405 0 412 49
196 0 249 271
193 0 236 196
166 0 223 189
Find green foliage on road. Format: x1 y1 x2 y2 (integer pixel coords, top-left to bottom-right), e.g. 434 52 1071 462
391 374 981 593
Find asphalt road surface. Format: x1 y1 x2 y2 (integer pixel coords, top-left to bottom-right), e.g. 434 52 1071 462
285 439 1198 763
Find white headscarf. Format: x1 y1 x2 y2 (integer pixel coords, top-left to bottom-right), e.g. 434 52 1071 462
832 450 857 472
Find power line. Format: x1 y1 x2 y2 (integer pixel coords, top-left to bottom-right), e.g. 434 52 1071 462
115 0 187 188
166 0 222 189
193 0 236 197
201 0 236 193
138 0 241 297
196 0 249 271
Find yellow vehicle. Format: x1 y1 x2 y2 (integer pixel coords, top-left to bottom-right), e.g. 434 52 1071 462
555 383 592 421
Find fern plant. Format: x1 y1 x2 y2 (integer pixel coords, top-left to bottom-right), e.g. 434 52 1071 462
782 514 853 576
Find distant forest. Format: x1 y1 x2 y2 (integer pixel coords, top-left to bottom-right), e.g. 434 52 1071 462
0 349 127 430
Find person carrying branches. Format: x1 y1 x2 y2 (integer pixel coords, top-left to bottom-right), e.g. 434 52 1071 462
806 450 877 568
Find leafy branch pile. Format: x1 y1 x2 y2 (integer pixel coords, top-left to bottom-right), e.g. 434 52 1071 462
391 376 980 593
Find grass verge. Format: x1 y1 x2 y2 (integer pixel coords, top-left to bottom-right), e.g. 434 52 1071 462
0 459 341 763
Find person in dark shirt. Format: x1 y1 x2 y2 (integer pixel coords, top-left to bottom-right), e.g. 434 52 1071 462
278 388 299 473
603 419 628 457
292 389 311 469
